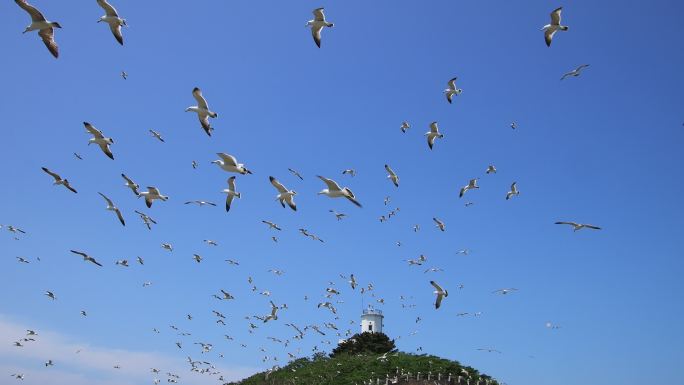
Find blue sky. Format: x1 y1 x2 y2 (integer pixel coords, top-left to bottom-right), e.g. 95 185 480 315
1 0 683 384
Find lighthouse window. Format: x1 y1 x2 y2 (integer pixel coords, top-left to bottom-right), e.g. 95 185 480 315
368 324 373 331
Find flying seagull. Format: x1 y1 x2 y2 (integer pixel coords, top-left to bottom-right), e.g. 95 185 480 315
41 167 77 193
120 71 127 80
306 8 334 48
400 121 410 133
270 176 297 211
84 122 114 160
459 178 479 198
425 122 444 150
317 176 362 207
430 281 448 309
554 221 601 231
121 174 140 196
212 153 252 174
44 291 56 300
184 200 217 207
493 288 518 295
139 187 168 208
96 0 126 45
222 176 241 212
433 217 445 232
134 210 156 230
329 210 346 221
73 152 83 160
542 7 568 47
149 129 165 142
385 165 399 187
98 192 125 226
262 220 282 231
506 182 519 200
70 250 103 266
15 0 61 58
444 77 462 104
561 64 590 80
486 165 497 174
342 169 356 177
288 168 304 180
511 122 517 130
186 87 218 136
263 301 279 322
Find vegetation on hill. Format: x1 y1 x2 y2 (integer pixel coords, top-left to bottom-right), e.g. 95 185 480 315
331 332 397 357
229 333 498 385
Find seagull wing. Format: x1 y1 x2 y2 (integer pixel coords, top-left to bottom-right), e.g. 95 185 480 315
583 224 602 230
98 192 114 206
544 28 556 47
550 7 562 25
317 175 342 192
227 176 237 191
311 25 323 48
217 153 238 167
121 174 139 195
270 176 289 193
115 208 125 226
15 0 45 22
38 28 58 58
385 164 396 178
96 0 119 17
63 180 78 193
447 77 457 90
98 142 114 159
560 71 573 80
577 64 590 71
312 7 325 21
41 167 61 181
284 194 297 211
199 114 212 136
192 87 209 110
429 121 439 134
110 23 123 45
510 182 518 193
84 122 104 139
345 193 362 208
555 221 579 227
70 250 87 258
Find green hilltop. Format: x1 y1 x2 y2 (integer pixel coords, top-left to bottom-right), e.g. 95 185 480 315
228 332 499 385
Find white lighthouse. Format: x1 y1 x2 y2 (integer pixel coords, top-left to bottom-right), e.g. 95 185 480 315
360 306 384 334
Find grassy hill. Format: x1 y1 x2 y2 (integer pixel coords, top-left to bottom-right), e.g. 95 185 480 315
228 351 499 385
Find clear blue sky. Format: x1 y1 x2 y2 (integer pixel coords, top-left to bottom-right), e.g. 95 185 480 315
1 0 683 384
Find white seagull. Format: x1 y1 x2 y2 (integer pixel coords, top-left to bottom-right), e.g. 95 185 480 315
184 200 217 207
121 173 140 196
134 210 156 230
15 0 61 58
425 122 444 150
459 178 479 198
44 291 56 300
493 288 518 295
400 121 410 133
542 7 568 47
263 301 279 323
306 8 334 48
433 217 445 232
385 164 399 187
444 77 462 104
149 129 165 142
212 153 252 174
317 176 362 207
270 176 297 211
561 64 590 80
486 165 497 174
554 221 601 231
98 192 125 226
262 220 282 231
139 187 168 208
221 176 241 212
288 168 304 180
70 250 103 267
96 0 126 45
84 122 114 160
186 87 218 136
41 167 77 193
430 281 448 309
505 182 519 200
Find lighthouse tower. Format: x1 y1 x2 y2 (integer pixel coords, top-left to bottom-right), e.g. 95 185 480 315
360 306 383 334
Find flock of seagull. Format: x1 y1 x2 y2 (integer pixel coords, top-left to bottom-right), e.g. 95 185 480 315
5 1 605 384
